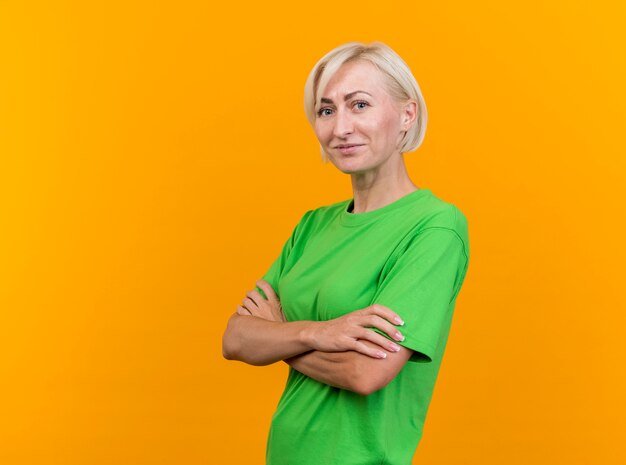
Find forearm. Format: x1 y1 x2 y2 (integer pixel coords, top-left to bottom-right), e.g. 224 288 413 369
285 340 412 396
222 313 316 366
285 350 364 393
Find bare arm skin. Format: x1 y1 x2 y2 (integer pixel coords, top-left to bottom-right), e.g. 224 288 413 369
222 314 318 366
284 341 414 396
222 280 406 367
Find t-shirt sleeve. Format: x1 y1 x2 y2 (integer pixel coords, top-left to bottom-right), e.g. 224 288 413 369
255 210 313 300
370 227 469 363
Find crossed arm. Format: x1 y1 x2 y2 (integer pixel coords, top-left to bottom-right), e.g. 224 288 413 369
222 280 414 396
283 342 413 395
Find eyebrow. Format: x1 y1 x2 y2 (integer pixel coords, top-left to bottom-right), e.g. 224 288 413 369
320 90 373 104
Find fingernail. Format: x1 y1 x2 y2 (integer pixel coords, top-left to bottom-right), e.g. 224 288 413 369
394 317 404 325
395 332 405 341
377 351 387 359
390 344 401 352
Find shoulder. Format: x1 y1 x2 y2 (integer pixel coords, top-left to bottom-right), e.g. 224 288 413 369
288 198 348 241
310 197 350 217
404 190 470 259
297 197 350 226
413 191 467 228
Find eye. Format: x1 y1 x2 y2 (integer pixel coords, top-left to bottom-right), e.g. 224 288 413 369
353 100 370 110
317 107 333 117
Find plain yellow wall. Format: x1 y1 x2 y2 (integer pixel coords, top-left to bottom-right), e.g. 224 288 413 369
1 1 625 464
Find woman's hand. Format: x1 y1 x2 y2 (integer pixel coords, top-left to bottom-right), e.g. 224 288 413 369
235 282 405 359
303 304 406 359
237 279 286 323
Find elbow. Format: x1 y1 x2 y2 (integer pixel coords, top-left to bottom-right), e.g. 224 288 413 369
351 377 387 396
351 384 374 397
221 318 268 366
222 333 237 360
222 335 259 364
222 316 241 361
349 363 394 396
223 342 269 366
222 342 234 361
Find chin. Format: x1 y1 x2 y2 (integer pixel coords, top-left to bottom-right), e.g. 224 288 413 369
331 160 372 175
328 149 375 173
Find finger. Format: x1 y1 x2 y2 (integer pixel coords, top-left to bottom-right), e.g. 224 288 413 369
246 289 266 305
237 305 252 316
242 297 258 311
256 279 278 303
364 314 405 342
369 304 404 326
351 339 388 359
357 328 403 353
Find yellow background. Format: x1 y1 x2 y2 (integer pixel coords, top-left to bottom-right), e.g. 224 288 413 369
1 1 625 464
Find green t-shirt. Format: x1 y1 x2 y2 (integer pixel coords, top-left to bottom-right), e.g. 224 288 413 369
257 188 470 465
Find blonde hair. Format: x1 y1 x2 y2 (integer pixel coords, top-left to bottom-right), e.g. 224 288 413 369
304 41 428 162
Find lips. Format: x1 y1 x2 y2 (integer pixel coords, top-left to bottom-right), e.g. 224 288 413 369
335 144 365 155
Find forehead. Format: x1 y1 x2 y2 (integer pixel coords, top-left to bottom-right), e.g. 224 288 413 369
321 60 388 97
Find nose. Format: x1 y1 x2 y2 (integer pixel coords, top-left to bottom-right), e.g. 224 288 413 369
333 107 354 138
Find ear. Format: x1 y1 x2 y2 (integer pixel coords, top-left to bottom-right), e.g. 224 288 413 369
401 100 418 131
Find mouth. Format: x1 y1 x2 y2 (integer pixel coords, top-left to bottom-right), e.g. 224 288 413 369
334 144 364 149
334 144 365 155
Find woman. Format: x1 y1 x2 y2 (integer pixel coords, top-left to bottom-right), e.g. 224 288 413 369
222 41 470 465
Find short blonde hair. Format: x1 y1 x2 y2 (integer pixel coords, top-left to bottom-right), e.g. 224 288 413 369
304 41 428 161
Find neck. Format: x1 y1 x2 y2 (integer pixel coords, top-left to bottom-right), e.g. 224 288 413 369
349 156 419 214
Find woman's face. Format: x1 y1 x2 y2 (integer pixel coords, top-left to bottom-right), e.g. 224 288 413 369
314 60 411 175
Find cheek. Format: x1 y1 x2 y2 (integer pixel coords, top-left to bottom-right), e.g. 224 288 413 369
364 117 397 146
313 122 329 142
379 115 402 142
